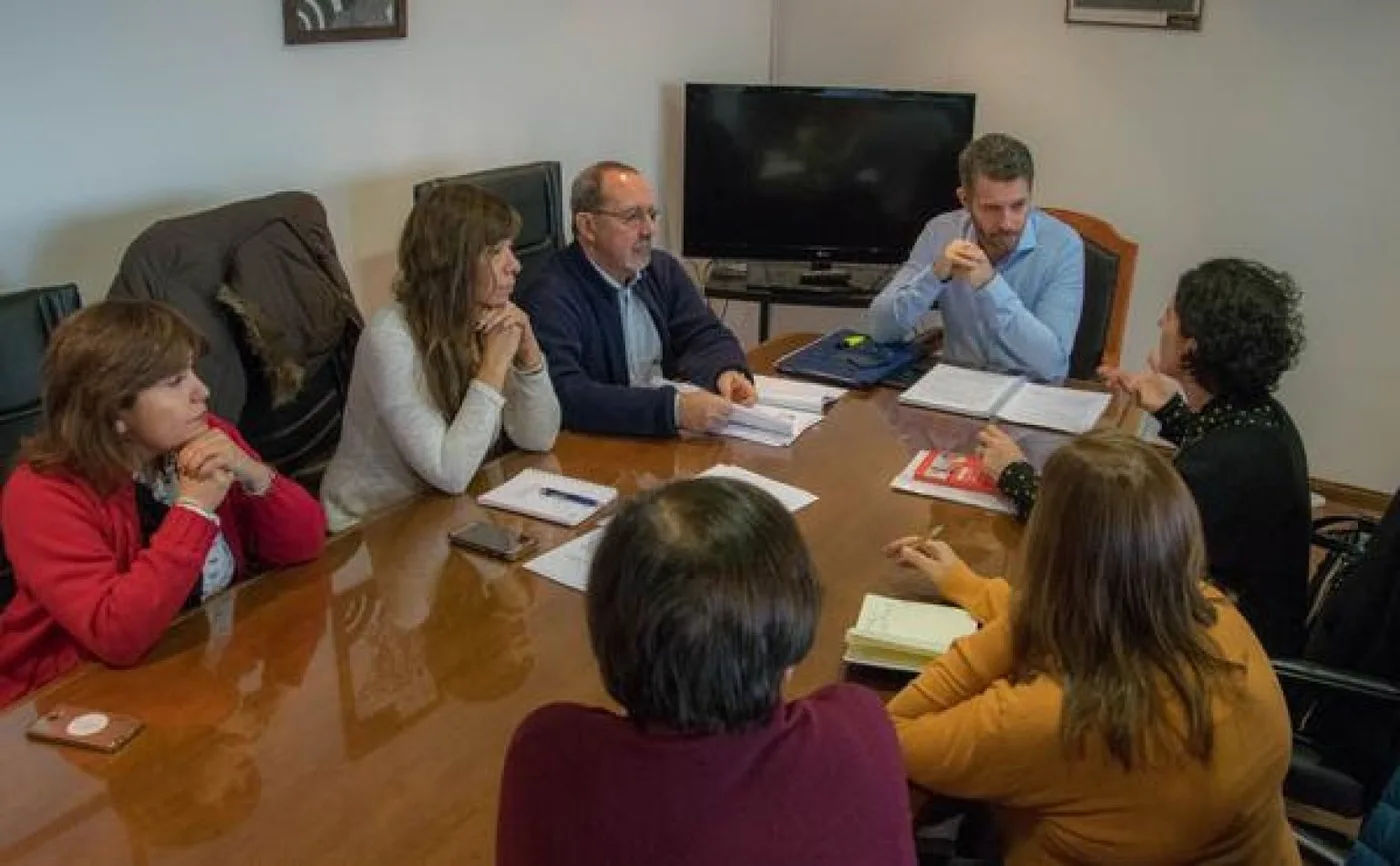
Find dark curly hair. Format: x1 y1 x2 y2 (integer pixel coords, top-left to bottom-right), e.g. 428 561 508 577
1174 259 1305 399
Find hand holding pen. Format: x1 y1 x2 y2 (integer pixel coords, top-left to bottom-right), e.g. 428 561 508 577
882 524 967 587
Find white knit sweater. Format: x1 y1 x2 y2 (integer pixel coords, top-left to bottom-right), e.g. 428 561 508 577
320 304 561 531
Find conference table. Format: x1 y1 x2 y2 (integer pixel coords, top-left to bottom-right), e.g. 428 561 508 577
0 335 1139 866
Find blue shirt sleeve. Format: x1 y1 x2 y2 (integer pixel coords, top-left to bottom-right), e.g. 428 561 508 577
973 227 1084 382
866 217 953 343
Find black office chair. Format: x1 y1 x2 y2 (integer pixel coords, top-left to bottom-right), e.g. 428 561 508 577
413 161 565 292
0 283 83 610
1278 487 1400 851
1043 208 1139 381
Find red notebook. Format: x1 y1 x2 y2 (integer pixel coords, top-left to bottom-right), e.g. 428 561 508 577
912 450 998 494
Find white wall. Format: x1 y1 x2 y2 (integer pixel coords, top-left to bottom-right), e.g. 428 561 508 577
772 0 1400 490
6 1 1397 490
0 0 770 313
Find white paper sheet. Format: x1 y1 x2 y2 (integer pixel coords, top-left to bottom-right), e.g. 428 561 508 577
697 464 818 512
523 527 606 591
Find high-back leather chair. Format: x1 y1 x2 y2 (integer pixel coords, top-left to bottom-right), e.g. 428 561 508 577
0 283 83 610
413 161 565 292
1043 208 1138 380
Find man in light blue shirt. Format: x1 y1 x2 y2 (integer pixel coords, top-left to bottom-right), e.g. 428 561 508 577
867 133 1084 382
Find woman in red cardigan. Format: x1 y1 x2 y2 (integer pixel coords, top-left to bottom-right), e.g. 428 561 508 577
0 300 326 706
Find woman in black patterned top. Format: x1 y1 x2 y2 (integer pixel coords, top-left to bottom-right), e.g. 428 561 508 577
978 258 1309 656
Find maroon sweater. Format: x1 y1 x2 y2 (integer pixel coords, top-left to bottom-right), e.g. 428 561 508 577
0 416 325 706
497 683 916 866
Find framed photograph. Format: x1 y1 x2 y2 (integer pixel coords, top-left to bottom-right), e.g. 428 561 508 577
283 0 407 45
1065 0 1203 31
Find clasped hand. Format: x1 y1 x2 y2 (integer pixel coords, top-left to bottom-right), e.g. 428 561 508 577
935 239 995 290
174 428 271 512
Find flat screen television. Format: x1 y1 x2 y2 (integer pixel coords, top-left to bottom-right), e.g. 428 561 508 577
682 83 975 267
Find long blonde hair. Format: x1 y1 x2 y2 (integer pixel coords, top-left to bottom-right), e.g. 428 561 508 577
1012 430 1241 769
395 183 520 418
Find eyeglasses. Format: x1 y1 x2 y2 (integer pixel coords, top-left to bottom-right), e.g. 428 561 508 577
590 206 661 227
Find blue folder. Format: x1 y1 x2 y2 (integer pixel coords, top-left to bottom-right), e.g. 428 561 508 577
774 329 923 388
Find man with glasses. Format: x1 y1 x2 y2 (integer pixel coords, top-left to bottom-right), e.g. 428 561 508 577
517 161 754 437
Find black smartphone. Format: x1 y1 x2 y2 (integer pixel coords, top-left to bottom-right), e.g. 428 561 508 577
447 521 539 562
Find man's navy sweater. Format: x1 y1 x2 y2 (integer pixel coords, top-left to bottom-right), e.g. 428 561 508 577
517 243 748 437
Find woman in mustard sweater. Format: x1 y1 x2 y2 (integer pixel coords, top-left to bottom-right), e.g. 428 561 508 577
885 430 1298 865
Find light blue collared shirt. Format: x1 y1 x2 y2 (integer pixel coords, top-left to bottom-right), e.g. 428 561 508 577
866 209 1084 382
586 257 664 387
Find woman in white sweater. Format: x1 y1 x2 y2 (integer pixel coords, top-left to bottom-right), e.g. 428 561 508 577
321 184 561 531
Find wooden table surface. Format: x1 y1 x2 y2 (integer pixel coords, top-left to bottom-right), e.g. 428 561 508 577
0 334 1137 865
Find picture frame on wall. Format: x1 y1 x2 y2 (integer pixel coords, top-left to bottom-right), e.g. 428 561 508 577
1065 0 1203 31
283 0 407 45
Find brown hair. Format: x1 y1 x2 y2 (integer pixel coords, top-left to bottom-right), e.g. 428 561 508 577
958 132 1035 192
21 300 207 494
1011 430 1240 769
394 182 521 419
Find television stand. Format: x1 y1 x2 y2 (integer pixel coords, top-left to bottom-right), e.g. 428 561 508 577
702 261 896 342
797 266 852 287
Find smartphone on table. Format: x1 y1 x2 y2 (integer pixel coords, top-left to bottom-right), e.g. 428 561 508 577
27 705 144 753
447 521 539 562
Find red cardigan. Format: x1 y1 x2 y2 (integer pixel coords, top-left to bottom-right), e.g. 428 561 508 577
0 416 326 707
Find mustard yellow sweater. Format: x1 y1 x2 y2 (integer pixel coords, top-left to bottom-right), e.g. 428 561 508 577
887 564 1299 865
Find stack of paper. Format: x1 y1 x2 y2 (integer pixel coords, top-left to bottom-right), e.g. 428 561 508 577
898 364 1112 435
671 378 843 447
477 468 617 527
843 593 979 673
890 450 1016 515
722 403 825 447
753 375 847 414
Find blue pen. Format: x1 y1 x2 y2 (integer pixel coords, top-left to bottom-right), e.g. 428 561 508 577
540 486 600 508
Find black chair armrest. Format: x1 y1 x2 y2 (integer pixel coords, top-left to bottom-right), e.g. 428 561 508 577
1294 824 1347 865
1312 514 1378 532
1311 514 1378 539
1273 659 1400 705
1311 514 1377 552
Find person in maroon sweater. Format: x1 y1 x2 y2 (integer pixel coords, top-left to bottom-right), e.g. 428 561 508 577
497 477 916 866
0 300 326 707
